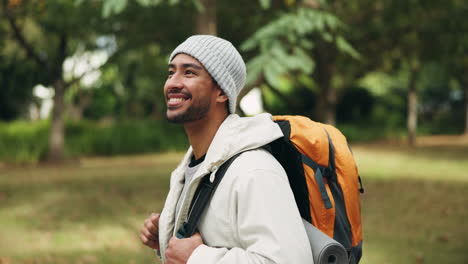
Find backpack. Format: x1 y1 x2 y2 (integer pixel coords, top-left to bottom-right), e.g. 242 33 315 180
270 115 363 263
176 115 364 263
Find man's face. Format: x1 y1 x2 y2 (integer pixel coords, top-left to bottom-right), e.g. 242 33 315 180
164 54 218 123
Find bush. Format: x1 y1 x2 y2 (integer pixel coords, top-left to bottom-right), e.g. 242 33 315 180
0 119 188 164
0 120 49 164
66 120 188 156
337 123 406 143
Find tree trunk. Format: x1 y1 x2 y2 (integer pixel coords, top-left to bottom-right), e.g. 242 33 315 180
48 79 66 162
464 84 468 135
195 0 217 35
407 68 419 147
69 90 92 121
315 85 337 125
314 44 337 125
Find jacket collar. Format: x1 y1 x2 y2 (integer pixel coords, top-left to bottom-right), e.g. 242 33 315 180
171 113 284 185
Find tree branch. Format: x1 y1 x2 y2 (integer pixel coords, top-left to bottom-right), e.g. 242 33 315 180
54 33 68 77
64 66 102 89
2 0 49 70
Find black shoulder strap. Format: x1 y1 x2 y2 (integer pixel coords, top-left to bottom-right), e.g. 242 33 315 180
176 152 242 239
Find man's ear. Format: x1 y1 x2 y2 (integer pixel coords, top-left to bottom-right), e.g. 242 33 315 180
215 87 228 103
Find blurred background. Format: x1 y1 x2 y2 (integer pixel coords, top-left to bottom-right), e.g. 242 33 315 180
0 0 467 263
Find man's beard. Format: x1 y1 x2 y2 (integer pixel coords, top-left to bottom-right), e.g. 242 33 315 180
166 97 211 124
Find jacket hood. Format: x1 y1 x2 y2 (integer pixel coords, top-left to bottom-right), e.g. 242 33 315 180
171 113 283 183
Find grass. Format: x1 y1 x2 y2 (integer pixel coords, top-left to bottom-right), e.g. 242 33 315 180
353 143 468 264
0 142 467 264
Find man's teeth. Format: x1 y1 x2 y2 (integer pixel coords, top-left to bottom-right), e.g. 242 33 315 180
169 98 185 103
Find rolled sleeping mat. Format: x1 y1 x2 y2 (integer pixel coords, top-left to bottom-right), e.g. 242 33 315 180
302 219 348 264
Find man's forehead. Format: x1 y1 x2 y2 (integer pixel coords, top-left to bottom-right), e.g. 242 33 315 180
169 54 203 68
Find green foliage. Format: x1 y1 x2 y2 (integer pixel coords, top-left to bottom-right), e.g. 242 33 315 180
241 5 360 120
0 58 37 120
65 120 188 156
0 121 49 164
0 120 187 164
242 6 359 71
102 0 129 17
259 0 271 9
338 123 406 143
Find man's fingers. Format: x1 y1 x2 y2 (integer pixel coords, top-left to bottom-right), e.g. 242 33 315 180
140 212 161 251
140 233 160 250
141 227 158 241
150 213 160 224
144 218 158 234
141 233 155 246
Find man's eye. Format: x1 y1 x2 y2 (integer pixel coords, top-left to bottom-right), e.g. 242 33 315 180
167 71 174 77
185 70 195 75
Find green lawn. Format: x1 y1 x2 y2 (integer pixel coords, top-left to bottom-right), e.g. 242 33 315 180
0 144 467 264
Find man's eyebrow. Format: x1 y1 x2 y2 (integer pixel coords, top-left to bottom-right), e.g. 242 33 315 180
167 63 203 70
182 63 203 70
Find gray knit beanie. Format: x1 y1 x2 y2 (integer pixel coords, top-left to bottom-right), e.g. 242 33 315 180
169 35 247 114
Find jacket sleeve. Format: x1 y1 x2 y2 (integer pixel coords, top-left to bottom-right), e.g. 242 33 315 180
186 167 313 264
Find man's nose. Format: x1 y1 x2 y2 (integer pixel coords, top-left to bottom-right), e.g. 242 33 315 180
165 74 183 89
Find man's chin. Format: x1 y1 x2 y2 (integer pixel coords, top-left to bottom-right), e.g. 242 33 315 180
166 111 207 124
166 110 192 124
166 112 184 124
165 103 210 124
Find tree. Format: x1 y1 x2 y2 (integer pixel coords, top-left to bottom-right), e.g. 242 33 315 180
1 0 109 161
331 0 468 143
241 0 359 124
195 0 216 35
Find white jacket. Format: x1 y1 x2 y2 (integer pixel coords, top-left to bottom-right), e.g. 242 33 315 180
158 113 313 263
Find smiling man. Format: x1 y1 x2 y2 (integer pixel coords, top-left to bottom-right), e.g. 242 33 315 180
140 35 312 264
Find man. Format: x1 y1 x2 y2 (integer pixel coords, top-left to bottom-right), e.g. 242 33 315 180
140 35 312 264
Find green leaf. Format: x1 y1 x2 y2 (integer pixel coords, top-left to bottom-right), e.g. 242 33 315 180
299 38 314 49
193 0 205 12
259 0 271 9
136 0 162 6
336 36 361 59
264 65 279 89
264 57 288 89
323 13 341 29
101 0 128 18
245 55 268 85
292 47 315 74
74 0 85 7
102 0 113 18
240 38 257 52
113 0 128 14
322 32 333 42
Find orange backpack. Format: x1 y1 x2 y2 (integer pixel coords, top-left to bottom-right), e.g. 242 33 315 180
270 115 363 263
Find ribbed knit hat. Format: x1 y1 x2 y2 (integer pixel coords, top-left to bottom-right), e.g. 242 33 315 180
169 35 247 114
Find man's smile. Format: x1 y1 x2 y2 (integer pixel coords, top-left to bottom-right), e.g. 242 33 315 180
167 92 191 109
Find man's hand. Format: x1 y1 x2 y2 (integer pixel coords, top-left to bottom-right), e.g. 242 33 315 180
140 213 160 250
165 232 203 264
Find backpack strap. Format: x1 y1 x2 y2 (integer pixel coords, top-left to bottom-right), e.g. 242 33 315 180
301 154 333 209
176 152 243 239
300 129 336 210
